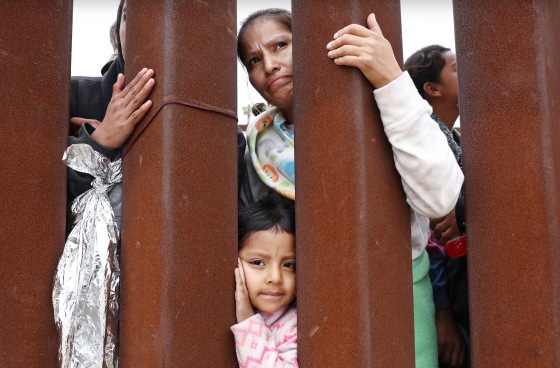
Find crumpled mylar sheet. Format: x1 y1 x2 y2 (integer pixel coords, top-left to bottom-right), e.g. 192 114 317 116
53 143 121 368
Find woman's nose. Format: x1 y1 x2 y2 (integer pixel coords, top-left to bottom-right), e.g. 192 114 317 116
263 55 280 75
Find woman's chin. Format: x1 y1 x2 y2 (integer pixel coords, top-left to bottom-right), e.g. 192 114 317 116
272 93 294 113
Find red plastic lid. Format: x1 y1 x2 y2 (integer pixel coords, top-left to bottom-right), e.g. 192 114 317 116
445 235 467 258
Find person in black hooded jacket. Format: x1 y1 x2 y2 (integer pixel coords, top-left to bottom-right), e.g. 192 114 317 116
67 0 248 229
69 0 127 134
66 0 156 231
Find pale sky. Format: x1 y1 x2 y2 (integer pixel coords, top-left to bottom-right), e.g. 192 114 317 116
71 0 455 123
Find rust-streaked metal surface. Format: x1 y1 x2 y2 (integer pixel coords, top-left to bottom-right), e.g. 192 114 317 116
293 1 415 366
119 1 238 366
454 0 560 366
0 1 72 366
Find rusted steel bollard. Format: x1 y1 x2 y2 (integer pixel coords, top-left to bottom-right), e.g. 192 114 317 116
119 0 238 366
293 1 415 366
454 0 560 366
0 1 72 366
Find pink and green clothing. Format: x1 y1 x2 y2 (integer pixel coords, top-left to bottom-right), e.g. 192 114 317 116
231 306 298 367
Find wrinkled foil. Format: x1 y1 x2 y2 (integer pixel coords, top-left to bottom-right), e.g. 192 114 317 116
53 144 121 368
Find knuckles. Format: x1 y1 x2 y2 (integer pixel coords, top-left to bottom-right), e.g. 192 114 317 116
345 24 361 33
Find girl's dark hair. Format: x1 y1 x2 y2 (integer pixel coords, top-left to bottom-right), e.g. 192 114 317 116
238 192 295 249
237 8 292 65
404 45 451 98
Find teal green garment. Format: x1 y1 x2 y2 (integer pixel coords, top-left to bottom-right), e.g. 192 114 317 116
413 250 438 368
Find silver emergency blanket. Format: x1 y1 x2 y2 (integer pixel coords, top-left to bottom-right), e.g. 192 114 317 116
53 144 121 368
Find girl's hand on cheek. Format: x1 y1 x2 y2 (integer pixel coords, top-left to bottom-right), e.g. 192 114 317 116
235 258 254 323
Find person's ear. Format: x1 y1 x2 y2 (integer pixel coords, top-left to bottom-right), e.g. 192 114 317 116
423 82 442 98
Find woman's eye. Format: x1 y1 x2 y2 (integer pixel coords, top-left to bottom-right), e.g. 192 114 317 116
275 42 287 51
249 260 265 266
284 262 296 271
248 57 261 68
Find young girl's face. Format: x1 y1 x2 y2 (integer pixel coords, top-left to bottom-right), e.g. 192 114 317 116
239 230 296 313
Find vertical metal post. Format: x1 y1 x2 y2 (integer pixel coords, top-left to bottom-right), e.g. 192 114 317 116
119 1 238 366
0 1 72 366
454 1 560 366
293 1 415 366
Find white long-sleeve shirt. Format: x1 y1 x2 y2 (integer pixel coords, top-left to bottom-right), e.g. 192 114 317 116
374 72 463 258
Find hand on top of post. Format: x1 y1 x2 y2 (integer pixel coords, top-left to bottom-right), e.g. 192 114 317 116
326 13 403 89
91 68 155 149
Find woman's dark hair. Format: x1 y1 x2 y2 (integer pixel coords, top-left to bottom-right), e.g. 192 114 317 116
238 192 295 249
237 8 292 65
404 45 451 99
109 21 118 52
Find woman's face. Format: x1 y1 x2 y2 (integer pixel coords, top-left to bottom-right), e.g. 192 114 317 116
240 19 293 112
119 1 127 56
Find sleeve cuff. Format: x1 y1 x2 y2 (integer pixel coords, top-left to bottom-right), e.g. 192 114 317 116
373 71 433 131
71 123 120 161
231 313 262 330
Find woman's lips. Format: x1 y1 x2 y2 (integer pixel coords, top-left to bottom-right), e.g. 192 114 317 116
268 76 290 90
